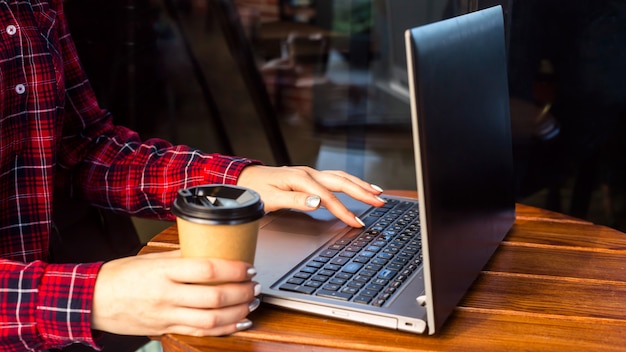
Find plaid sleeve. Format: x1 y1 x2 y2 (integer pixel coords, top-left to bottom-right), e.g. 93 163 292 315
0 260 102 351
53 0 260 219
76 130 260 220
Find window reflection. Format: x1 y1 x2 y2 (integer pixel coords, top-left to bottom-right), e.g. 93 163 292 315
65 0 625 230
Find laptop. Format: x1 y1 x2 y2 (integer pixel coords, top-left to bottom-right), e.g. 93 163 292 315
254 5 515 335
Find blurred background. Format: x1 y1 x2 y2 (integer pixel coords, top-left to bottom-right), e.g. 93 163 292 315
63 0 626 236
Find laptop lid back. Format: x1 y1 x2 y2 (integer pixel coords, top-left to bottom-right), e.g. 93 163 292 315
405 5 515 334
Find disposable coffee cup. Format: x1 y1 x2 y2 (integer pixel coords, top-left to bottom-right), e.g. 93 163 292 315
171 184 265 264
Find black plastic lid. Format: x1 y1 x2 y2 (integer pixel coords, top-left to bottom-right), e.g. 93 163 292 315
171 185 265 225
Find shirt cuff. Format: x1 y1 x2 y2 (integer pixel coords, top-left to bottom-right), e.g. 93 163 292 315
201 154 263 185
36 262 103 350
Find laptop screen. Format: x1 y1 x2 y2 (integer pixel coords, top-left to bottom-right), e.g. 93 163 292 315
405 5 516 334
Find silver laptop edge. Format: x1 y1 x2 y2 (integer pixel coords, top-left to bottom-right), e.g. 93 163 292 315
404 27 436 335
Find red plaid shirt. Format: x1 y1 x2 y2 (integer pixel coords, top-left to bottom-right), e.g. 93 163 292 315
0 1 257 350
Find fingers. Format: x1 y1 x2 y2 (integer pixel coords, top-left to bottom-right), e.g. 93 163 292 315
306 169 385 204
268 167 386 227
168 280 261 309
158 283 261 336
157 276 261 336
158 303 256 337
237 165 386 227
142 252 257 285
92 255 262 337
163 257 256 284
316 169 382 196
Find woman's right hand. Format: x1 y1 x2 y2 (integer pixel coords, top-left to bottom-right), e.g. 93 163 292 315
91 250 260 337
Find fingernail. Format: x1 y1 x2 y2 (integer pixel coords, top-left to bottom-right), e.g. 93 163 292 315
249 298 261 312
236 319 253 331
355 216 365 227
247 267 257 277
305 195 321 209
371 184 384 193
254 283 262 296
375 196 387 203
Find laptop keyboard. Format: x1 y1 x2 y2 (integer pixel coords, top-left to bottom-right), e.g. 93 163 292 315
277 197 423 307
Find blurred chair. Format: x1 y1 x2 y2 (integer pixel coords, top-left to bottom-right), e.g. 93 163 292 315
261 31 330 120
286 32 330 86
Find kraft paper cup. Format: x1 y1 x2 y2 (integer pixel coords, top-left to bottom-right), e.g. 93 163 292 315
171 185 265 264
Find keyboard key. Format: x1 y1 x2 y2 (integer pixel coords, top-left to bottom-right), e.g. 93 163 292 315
279 283 315 294
305 280 323 288
384 287 397 294
365 283 384 291
330 256 350 266
353 275 370 283
361 290 377 297
372 278 389 286
362 215 382 228
340 251 357 258
301 266 317 274
354 296 373 304
347 280 365 289
378 269 398 280
372 298 387 307
329 278 347 285
353 256 370 264
378 252 393 260
365 264 382 271
294 272 311 279
387 263 403 271
318 269 336 277
360 269 376 277
307 261 324 268
335 272 353 280
311 275 330 282
324 264 341 271
371 258 388 265
316 290 353 301
342 262 363 274
322 284 341 291
320 249 339 258
360 251 375 258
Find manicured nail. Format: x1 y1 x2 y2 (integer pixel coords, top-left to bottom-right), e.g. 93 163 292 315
355 216 365 227
371 184 384 193
305 195 321 209
254 283 262 296
375 196 387 203
247 267 257 277
236 319 253 331
249 298 261 312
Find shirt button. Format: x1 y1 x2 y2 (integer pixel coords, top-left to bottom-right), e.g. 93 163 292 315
15 84 25 94
6 25 17 35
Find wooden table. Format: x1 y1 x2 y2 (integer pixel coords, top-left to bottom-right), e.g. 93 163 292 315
140 190 626 351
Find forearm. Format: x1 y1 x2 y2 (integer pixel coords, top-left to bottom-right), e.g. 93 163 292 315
67 124 260 219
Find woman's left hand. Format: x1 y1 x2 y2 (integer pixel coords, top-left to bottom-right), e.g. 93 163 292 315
237 165 386 228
